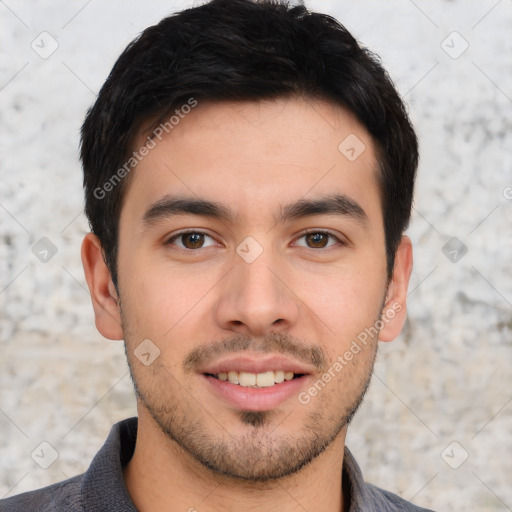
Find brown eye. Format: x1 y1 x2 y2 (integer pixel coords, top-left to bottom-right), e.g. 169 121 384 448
305 232 329 248
167 231 216 250
182 233 205 249
294 231 341 249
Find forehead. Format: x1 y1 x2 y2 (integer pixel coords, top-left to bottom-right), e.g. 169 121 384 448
121 96 381 226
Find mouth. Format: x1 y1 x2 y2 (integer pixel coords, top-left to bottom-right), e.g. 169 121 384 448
205 370 305 388
198 354 313 411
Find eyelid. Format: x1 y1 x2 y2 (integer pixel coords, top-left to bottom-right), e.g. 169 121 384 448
166 229 220 249
293 229 347 248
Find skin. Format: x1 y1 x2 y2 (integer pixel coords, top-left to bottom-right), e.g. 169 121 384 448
82 96 413 512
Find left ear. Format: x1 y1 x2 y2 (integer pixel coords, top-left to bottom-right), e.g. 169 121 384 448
378 235 413 342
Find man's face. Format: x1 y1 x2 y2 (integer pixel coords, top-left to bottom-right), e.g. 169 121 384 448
115 97 391 480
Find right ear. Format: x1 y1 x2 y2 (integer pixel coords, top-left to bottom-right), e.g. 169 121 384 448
81 233 124 340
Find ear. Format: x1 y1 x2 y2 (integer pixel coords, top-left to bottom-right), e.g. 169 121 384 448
378 235 413 342
81 233 124 340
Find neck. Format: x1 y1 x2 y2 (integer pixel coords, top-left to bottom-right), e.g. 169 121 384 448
123 409 347 512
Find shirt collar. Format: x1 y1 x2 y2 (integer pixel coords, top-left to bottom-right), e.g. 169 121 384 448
80 417 138 512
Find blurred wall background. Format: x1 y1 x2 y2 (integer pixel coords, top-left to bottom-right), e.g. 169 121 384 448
1 1 511 510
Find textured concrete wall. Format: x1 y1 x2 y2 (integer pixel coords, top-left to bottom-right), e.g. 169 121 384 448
1 1 511 510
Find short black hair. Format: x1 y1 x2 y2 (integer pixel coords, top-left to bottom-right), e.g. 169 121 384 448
80 0 418 288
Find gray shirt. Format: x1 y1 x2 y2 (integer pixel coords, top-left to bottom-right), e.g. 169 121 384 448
0 418 435 511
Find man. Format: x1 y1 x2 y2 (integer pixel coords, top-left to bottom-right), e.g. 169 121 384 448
1 0 434 510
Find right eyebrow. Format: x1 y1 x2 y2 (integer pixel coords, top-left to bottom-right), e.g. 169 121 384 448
142 194 234 229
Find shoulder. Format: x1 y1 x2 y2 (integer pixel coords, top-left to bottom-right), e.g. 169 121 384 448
0 474 83 512
343 447 436 512
365 482 436 512
0 417 138 512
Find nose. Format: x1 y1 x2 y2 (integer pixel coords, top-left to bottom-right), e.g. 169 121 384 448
213 248 300 337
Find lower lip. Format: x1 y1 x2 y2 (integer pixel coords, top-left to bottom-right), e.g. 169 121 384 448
203 374 309 411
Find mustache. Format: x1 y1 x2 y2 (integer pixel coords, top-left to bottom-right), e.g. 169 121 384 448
183 332 328 372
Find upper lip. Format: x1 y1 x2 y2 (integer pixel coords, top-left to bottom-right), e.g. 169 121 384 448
198 353 315 375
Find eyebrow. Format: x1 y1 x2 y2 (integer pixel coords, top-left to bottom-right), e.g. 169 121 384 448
142 193 368 228
143 195 232 226
276 194 368 225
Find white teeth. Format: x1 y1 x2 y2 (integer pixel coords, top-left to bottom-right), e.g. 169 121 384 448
239 372 256 386
227 371 239 384
214 370 297 387
256 371 275 387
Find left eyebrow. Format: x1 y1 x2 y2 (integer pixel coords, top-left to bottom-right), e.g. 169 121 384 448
276 194 369 226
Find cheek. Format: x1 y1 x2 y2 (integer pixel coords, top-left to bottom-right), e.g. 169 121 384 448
118 255 220 349
306 266 385 330
300 274 384 376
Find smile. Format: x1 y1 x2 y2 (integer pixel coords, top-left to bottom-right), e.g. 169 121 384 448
207 370 302 388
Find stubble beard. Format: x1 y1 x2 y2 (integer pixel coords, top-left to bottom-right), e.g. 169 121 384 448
124 339 378 483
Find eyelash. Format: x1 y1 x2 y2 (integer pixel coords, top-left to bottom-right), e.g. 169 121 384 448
165 230 345 250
